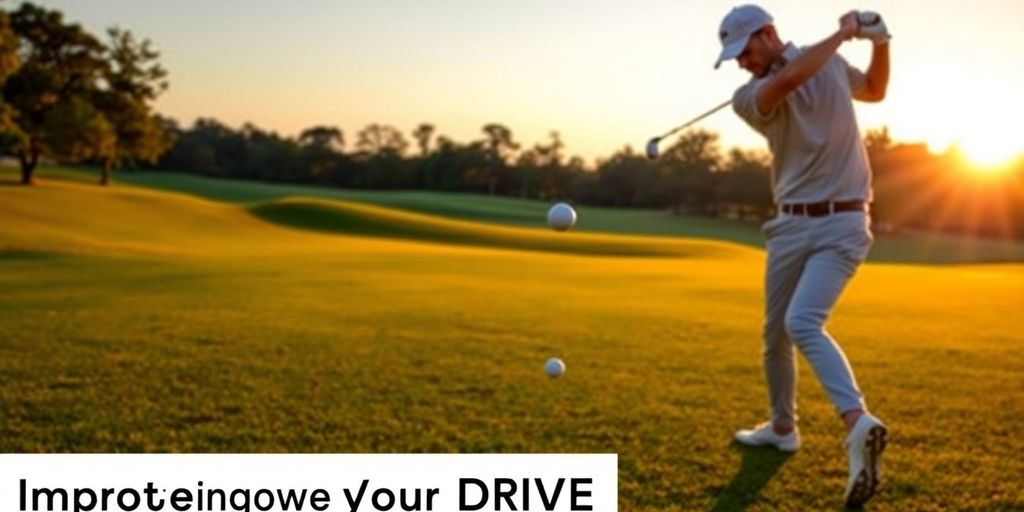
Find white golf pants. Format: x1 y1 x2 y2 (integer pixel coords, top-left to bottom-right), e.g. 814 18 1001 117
761 210 873 428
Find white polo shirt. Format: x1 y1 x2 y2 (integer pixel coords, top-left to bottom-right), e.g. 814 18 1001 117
733 43 872 205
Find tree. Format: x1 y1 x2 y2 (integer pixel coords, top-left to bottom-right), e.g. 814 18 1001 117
480 123 519 195
353 124 411 188
593 146 660 207
354 123 408 157
92 27 172 185
192 118 241 175
42 96 115 164
1 4 170 185
660 129 722 215
868 142 933 232
0 8 24 155
720 148 773 220
299 125 343 181
3 3 108 184
535 131 571 200
513 148 541 199
412 123 434 157
0 9 16 82
241 124 303 182
424 136 486 192
299 125 343 152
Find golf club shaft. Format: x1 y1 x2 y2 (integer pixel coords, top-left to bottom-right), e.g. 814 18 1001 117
658 99 732 140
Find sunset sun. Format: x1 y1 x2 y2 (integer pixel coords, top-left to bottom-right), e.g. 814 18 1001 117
947 127 1024 172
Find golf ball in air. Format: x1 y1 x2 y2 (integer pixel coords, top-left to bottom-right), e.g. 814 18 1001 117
547 202 577 231
545 357 566 378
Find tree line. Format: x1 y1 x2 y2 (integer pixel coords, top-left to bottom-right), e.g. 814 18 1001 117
865 128 1024 239
152 117 777 220
0 3 773 220
151 118 1024 238
2 3 1022 238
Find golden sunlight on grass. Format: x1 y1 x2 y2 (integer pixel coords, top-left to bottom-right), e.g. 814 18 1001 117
2 169 1023 509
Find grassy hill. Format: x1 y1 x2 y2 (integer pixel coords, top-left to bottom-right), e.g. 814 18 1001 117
27 166 1024 264
1 167 1022 510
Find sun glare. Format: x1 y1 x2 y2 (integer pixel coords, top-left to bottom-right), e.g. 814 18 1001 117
957 133 1023 171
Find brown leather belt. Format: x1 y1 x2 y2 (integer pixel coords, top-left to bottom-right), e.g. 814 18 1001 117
780 200 866 217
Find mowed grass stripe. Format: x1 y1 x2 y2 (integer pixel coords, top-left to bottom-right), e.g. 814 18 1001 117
19 165 1024 264
249 197 743 258
0 176 754 260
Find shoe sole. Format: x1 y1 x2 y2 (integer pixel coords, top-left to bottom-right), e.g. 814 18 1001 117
844 425 888 508
734 435 800 453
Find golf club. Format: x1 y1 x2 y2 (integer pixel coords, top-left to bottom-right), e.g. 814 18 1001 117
646 99 732 160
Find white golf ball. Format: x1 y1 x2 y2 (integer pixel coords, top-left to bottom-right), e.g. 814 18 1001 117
545 357 566 378
546 202 577 231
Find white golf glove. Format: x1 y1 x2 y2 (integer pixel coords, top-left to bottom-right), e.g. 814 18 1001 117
857 11 891 45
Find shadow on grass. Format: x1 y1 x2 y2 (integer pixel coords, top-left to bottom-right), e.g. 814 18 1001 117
0 250 57 261
710 444 792 512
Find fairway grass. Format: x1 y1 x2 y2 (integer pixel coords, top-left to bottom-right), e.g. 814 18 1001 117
1 172 1022 510
28 166 1024 264
248 197 738 258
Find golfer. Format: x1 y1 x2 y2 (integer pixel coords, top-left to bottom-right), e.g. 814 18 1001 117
714 5 891 507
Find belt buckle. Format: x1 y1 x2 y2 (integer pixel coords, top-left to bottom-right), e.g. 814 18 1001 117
828 202 835 215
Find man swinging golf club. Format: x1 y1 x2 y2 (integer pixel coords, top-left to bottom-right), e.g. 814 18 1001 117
715 5 891 507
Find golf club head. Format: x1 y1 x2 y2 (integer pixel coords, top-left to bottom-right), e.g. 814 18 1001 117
646 138 660 160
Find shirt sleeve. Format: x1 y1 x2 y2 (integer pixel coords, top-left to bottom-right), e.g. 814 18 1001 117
836 54 867 97
732 79 777 132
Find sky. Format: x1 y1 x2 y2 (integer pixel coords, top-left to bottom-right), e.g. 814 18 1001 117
32 0 1024 166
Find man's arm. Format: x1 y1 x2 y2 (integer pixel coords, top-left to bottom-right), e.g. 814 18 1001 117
854 42 889 102
755 11 860 117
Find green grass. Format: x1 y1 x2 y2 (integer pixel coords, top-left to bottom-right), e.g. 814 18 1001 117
1 168 1023 510
44 166 767 248
37 166 1024 265
248 197 740 258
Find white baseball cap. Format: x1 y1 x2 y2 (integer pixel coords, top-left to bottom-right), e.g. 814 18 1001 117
714 5 773 69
